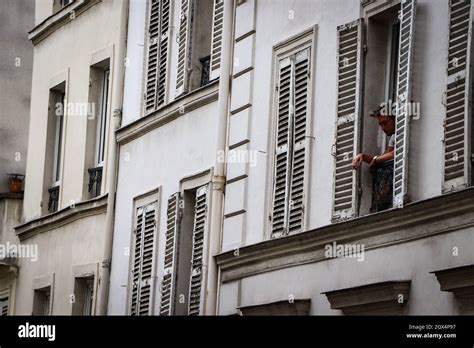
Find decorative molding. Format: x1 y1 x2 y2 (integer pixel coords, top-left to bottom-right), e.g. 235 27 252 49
15 195 108 241
322 281 410 315
431 265 474 314
116 81 219 145
216 187 474 283
29 0 102 45
238 299 311 316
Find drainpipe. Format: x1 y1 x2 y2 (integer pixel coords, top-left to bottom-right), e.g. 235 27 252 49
96 0 129 315
204 0 235 315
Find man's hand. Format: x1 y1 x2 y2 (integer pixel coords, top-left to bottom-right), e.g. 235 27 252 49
352 154 365 170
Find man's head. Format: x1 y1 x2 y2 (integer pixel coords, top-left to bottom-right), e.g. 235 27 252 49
371 104 395 136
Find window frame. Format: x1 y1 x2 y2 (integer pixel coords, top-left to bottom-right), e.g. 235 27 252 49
95 69 110 167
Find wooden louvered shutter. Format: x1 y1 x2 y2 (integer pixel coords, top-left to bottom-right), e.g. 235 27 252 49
392 0 417 208
332 19 363 221
160 193 181 315
130 202 157 316
145 0 171 113
188 185 208 316
209 0 224 81
130 207 143 316
176 0 193 97
443 0 473 192
271 57 292 237
288 48 310 234
271 47 310 237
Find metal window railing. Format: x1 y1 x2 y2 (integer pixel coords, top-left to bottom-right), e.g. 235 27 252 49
370 159 394 213
48 185 60 213
88 166 103 198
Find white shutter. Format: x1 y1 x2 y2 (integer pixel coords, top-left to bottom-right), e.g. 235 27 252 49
160 193 181 315
288 48 310 234
393 0 417 208
130 207 144 316
188 185 208 316
130 202 157 316
443 0 473 192
271 57 292 238
209 0 224 81
271 47 311 237
176 0 193 97
145 0 172 113
331 19 363 221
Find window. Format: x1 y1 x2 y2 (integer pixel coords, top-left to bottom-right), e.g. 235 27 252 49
269 32 313 238
43 83 66 214
84 61 110 200
144 0 172 113
72 276 95 315
53 0 72 13
159 183 210 316
442 0 473 192
175 0 224 97
33 287 51 315
332 0 417 220
129 193 159 316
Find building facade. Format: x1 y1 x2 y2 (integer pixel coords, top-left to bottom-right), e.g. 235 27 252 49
216 0 474 315
108 0 474 316
5 0 474 316
13 0 127 315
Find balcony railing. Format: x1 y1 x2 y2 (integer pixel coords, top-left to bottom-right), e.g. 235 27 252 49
88 166 103 198
370 159 394 213
200 55 211 87
48 185 60 213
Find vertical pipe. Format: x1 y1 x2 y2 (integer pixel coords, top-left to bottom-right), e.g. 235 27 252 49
204 0 235 315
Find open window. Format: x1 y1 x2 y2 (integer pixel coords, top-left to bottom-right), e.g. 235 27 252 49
33 286 52 315
53 0 72 13
43 83 66 214
72 276 95 315
159 179 210 316
175 0 224 97
331 0 417 221
84 59 110 200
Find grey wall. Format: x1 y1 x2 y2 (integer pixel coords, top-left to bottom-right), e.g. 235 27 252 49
0 0 34 193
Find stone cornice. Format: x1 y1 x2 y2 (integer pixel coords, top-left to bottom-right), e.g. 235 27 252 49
322 281 411 315
14 195 108 241
431 264 474 314
238 299 311 316
116 80 219 145
216 188 474 283
28 0 102 45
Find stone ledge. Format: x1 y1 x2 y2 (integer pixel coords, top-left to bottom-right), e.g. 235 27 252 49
14 194 108 241
117 81 219 145
216 187 474 283
29 0 101 45
322 281 410 315
431 264 474 314
238 299 311 316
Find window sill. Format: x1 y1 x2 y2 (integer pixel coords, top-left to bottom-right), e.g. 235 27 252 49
117 79 219 145
14 194 108 241
28 0 101 45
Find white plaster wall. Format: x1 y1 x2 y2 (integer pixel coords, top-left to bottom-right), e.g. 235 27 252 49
219 227 473 315
14 213 106 314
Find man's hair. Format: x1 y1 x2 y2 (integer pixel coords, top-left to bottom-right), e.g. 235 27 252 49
370 104 395 121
